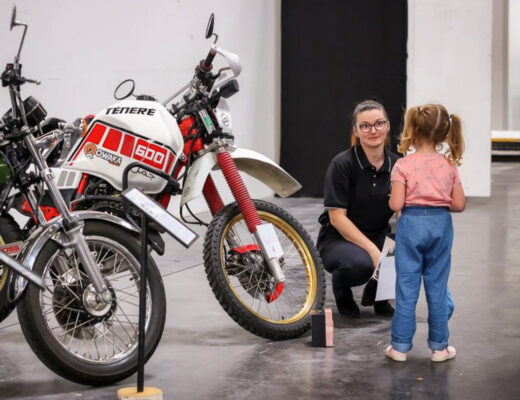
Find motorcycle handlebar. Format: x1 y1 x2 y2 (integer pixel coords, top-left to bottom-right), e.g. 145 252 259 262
201 48 217 71
22 77 41 85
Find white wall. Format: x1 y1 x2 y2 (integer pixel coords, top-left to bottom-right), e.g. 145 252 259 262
407 0 493 197
508 0 520 129
0 0 280 214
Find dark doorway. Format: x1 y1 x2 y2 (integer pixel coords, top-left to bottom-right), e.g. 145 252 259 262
281 0 407 197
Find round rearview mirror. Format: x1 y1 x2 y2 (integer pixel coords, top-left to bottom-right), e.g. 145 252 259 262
10 5 17 31
205 13 215 39
114 79 135 100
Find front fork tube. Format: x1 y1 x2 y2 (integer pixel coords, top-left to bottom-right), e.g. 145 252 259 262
215 150 286 285
24 134 110 302
203 175 241 249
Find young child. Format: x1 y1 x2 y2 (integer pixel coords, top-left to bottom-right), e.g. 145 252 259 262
384 104 465 362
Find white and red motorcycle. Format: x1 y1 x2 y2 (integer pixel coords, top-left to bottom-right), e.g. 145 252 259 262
10 14 326 340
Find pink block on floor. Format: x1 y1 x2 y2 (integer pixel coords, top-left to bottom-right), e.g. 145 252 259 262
324 308 334 347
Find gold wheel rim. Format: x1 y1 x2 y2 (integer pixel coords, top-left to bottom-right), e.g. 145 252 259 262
220 210 317 324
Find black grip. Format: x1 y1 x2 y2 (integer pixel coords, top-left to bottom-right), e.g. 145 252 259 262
202 49 216 70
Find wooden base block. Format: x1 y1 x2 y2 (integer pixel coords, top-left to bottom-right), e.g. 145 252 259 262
311 308 334 347
324 308 334 347
117 387 163 400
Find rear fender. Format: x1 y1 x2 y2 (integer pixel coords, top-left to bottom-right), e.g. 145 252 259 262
180 148 302 207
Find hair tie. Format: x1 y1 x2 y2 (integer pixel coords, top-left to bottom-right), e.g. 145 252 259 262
417 106 421 113
448 114 453 130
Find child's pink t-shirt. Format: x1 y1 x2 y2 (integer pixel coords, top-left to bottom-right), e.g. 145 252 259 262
391 153 461 207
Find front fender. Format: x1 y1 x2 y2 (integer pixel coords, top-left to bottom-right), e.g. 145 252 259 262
9 211 139 303
180 148 302 207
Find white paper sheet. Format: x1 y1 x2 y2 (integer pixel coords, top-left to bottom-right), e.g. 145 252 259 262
375 237 396 301
375 256 396 301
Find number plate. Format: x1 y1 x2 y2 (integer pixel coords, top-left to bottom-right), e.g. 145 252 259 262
122 187 198 248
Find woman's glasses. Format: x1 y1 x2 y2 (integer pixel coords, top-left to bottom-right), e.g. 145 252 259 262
358 120 388 133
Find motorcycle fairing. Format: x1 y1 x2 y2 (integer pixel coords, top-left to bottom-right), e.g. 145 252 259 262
65 100 184 194
180 148 302 207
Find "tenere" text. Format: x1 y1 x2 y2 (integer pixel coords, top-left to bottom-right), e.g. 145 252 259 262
105 107 156 116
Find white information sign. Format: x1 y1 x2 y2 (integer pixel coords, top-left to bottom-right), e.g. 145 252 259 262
122 187 198 248
256 223 284 258
375 237 396 301
375 255 396 301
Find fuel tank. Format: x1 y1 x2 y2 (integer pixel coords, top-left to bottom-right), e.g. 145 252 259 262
64 100 184 193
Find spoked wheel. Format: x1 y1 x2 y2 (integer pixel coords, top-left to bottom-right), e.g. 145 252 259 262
204 200 325 340
17 221 166 386
0 214 24 323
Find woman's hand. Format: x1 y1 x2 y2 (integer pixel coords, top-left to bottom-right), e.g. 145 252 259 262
368 244 382 268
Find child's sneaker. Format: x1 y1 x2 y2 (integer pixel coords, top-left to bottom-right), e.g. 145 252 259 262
431 346 456 362
384 345 406 362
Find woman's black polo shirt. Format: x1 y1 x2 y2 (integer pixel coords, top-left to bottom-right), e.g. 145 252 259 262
317 145 399 251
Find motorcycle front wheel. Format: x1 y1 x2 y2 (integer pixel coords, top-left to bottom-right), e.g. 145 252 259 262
17 221 166 386
203 200 325 340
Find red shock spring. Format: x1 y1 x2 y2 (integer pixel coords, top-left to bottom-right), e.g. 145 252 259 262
216 151 261 233
202 174 224 216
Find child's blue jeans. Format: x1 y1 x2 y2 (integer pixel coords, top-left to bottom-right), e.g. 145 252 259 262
391 206 454 353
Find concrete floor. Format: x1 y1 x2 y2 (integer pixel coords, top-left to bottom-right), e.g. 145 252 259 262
1 162 520 399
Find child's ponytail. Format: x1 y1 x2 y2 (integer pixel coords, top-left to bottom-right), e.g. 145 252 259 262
447 114 464 165
397 106 420 155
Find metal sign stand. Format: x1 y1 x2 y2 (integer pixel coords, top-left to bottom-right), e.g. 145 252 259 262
117 187 198 400
137 211 148 393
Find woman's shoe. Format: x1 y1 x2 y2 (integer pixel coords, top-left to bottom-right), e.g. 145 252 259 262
431 346 456 362
374 300 394 316
335 286 360 318
338 301 360 318
384 345 407 362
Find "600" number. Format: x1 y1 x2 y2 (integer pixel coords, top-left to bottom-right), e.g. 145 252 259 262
135 144 165 164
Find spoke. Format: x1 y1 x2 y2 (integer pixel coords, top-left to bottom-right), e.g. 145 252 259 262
113 254 129 276
282 245 301 263
43 298 82 316
112 286 139 298
117 297 140 308
56 315 96 337
117 303 139 327
94 324 120 356
97 248 112 265
102 324 109 358
112 313 137 341
90 327 102 360
278 285 303 305
107 317 133 353
110 252 119 277
66 312 81 347
283 269 310 285
107 271 135 283
79 328 90 358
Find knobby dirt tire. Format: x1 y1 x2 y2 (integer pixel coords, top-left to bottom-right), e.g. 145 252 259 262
203 200 325 340
17 221 166 386
0 214 24 322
